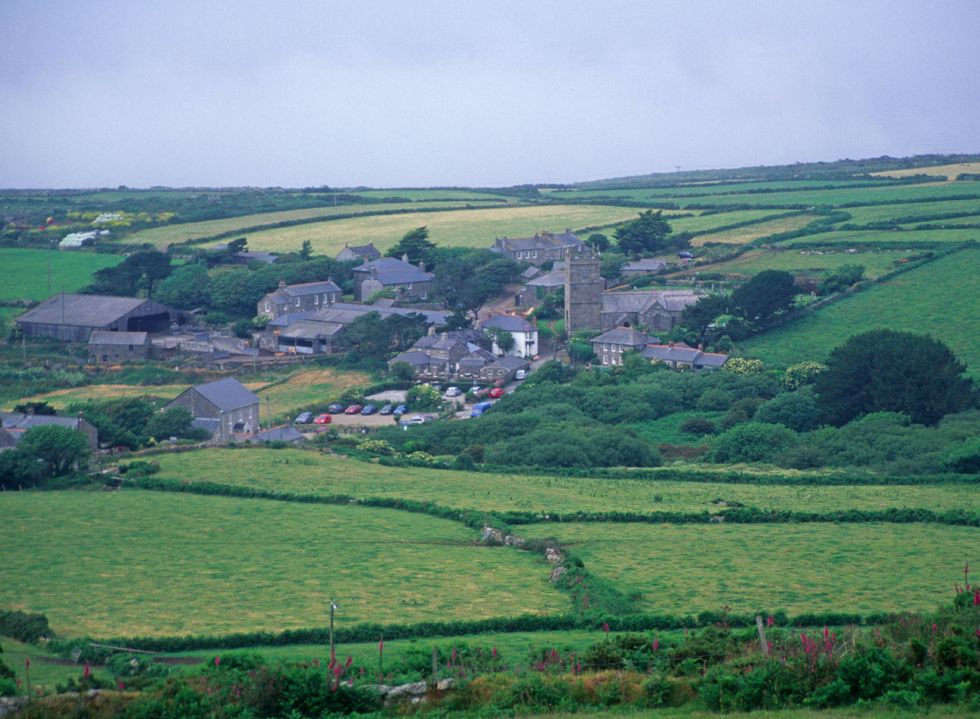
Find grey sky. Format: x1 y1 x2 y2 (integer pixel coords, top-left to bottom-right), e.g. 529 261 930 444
1 0 978 188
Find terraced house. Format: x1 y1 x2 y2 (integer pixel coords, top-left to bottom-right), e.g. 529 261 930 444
257 279 342 319
351 255 434 302
490 230 584 266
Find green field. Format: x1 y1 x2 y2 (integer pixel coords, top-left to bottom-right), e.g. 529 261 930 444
901 213 980 228
672 181 980 208
0 491 564 638
147 448 980 515
741 248 980 374
522 522 979 615
776 227 980 247
666 210 785 235
124 200 503 248
691 213 818 246
546 178 916 201
0 248 121 301
351 189 513 201
842 198 980 225
673 248 918 280
212 205 650 255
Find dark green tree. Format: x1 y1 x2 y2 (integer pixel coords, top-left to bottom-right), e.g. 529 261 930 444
818 264 865 296
155 264 212 309
679 295 730 344
816 330 974 426
88 250 173 297
17 425 90 477
386 226 435 265
144 407 196 440
730 270 797 325
487 328 515 353
614 210 678 255
586 233 610 252
299 239 313 260
209 267 256 316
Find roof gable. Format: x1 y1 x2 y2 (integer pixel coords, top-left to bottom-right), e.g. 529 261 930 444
191 378 259 411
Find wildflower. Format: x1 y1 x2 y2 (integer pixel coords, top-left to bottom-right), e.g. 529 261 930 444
931 623 938 634
652 638 659 652
345 656 353 669
24 658 29 669
974 589 980 606
117 680 125 691
602 622 610 633
83 664 91 678
767 615 775 627
214 656 220 667
492 646 497 658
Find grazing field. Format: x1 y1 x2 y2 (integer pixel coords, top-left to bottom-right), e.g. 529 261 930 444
691 213 819 246
841 198 980 225
900 213 980 228
873 161 980 180
665 209 785 235
775 227 980 247
124 201 501 247
0 248 121 301
211 205 649 255
741 248 980 375
351 189 512 201
676 181 980 208
148 448 980 515
522 522 980 615
672 248 917 280
0 491 564 638
10 383 189 410
546 178 913 202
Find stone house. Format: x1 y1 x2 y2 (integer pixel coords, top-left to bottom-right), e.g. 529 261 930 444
621 258 667 277
642 343 729 371
257 279 342 319
490 230 584 266
336 243 381 263
166 377 260 443
87 330 150 363
481 314 538 358
600 290 699 332
351 256 434 302
0 413 99 450
590 326 656 367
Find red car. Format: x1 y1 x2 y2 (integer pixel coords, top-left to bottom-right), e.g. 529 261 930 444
314 414 332 425
488 387 506 399
344 404 363 414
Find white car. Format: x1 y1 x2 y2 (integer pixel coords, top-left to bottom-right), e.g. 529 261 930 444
445 386 462 397
406 415 426 425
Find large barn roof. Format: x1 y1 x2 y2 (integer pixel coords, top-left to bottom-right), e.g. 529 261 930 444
17 294 155 328
190 377 260 411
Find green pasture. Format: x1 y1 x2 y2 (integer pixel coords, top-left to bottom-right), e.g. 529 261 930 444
149 448 980 515
741 248 980 374
351 189 513 201
667 210 784 235
673 181 980 208
675 248 918 279
0 248 121 301
691 214 818 246
776 227 980 247
546 178 915 201
521 522 980 615
124 201 501 248
902 213 980 228
1 636 105 690
211 205 648 255
842 198 980 225
0 491 565 638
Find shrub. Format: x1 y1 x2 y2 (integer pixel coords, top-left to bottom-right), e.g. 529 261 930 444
782 361 828 390
710 422 798 463
680 417 717 435
0 609 52 642
696 388 733 411
723 357 765 375
754 388 821 432
942 436 980 473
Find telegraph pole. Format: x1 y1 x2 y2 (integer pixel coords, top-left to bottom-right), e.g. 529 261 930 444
328 600 338 664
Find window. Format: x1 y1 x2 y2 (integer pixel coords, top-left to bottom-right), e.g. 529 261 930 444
602 356 609 365
264 302 270 312
532 250 538 258
421 291 427 300
313 295 319 305
128 345 134 351
294 298 300 306
603 343 608 351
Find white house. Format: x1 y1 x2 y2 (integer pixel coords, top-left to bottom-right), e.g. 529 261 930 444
481 314 538 359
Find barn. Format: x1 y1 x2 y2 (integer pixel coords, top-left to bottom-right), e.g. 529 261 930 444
15 294 175 342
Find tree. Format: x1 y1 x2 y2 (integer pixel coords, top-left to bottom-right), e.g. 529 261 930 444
87 250 173 297
144 407 195 440
781 361 828 391
815 330 975 426
486 328 515 354
585 233 610 252
209 267 256 316
614 210 679 255
679 295 730 345
709 422 798 463
754 387 821 432
730 270 796 326
155 264 212 309
389 361 415 382
13 401 56 415
406 384 443 410
17 425 90 477
818 264 865 296
299 239 313 260
386 227 435 265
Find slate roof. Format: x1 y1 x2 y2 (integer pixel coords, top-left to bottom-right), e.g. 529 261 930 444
491 355 530 370
87 330 149 346
694 352 729 368
591 326 654 347
17 294 153 328
1 413 85 431
642 343 703 363
352 257 433 285
526 270 565 288
494 231 583 252
623 258 667 272
389 350 446 367
521 266 543 280
267 303 449 330
281 280 341 297
483 315 535 333
414 334 468 352
249 426 305 443
338 243 381 260
0 427 17 449
278 320 345 339
190 378 260 411
600 290 699 314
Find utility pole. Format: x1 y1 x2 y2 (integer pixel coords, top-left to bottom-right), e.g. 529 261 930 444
328 600 338 664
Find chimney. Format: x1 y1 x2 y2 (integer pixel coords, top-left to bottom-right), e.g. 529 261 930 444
418 259 425 270
668 341 674 348
402 253 409 263
278 279 286 289
697 343 703 351
427 325 436 336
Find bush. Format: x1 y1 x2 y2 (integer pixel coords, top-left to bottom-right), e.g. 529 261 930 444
0 609 52 642
680 417 717 435
754 387 821 432
943 436 980 473
696 388 733 411
710 422 798 463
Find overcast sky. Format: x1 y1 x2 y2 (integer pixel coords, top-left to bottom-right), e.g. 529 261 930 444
1 0 978 188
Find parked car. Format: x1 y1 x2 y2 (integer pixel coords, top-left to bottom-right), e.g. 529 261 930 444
344 404 363 414
405 415 426 425
470 401 493 417
515 369 527 381
488 387 506 399
294 411 313 424
314 414 332 425
379 403 393 415
445 386 462 397
392 404 408 417
677 251 694 259
327 403 345 414
360 404 377 415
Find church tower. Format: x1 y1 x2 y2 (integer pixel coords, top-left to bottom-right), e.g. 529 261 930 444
564 247 603 332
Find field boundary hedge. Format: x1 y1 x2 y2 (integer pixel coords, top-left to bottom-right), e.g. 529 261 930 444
51 608 900 655
127 477 980 528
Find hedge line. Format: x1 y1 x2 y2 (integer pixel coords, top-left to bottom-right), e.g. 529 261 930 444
130 477 980 528
51 609 898 656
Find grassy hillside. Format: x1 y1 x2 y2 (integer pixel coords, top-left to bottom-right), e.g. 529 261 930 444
872 161 980 180
741 247 980 375
776 227 980 247
0 248 121 301
691 213 818 246
148 448 980 515
522 522 979 615
214 205 649 254
671 248 918 280
0 491 564 637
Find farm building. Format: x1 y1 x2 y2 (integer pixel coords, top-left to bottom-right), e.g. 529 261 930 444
643 343 729 371
16 294 175 342
336 242 381 263
211 244 280 265
88 330 150 363
621 258 667 277
257 279 342 319
0 413 99 449
351 255 434 302
490 230 584 266
166 377 260 443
